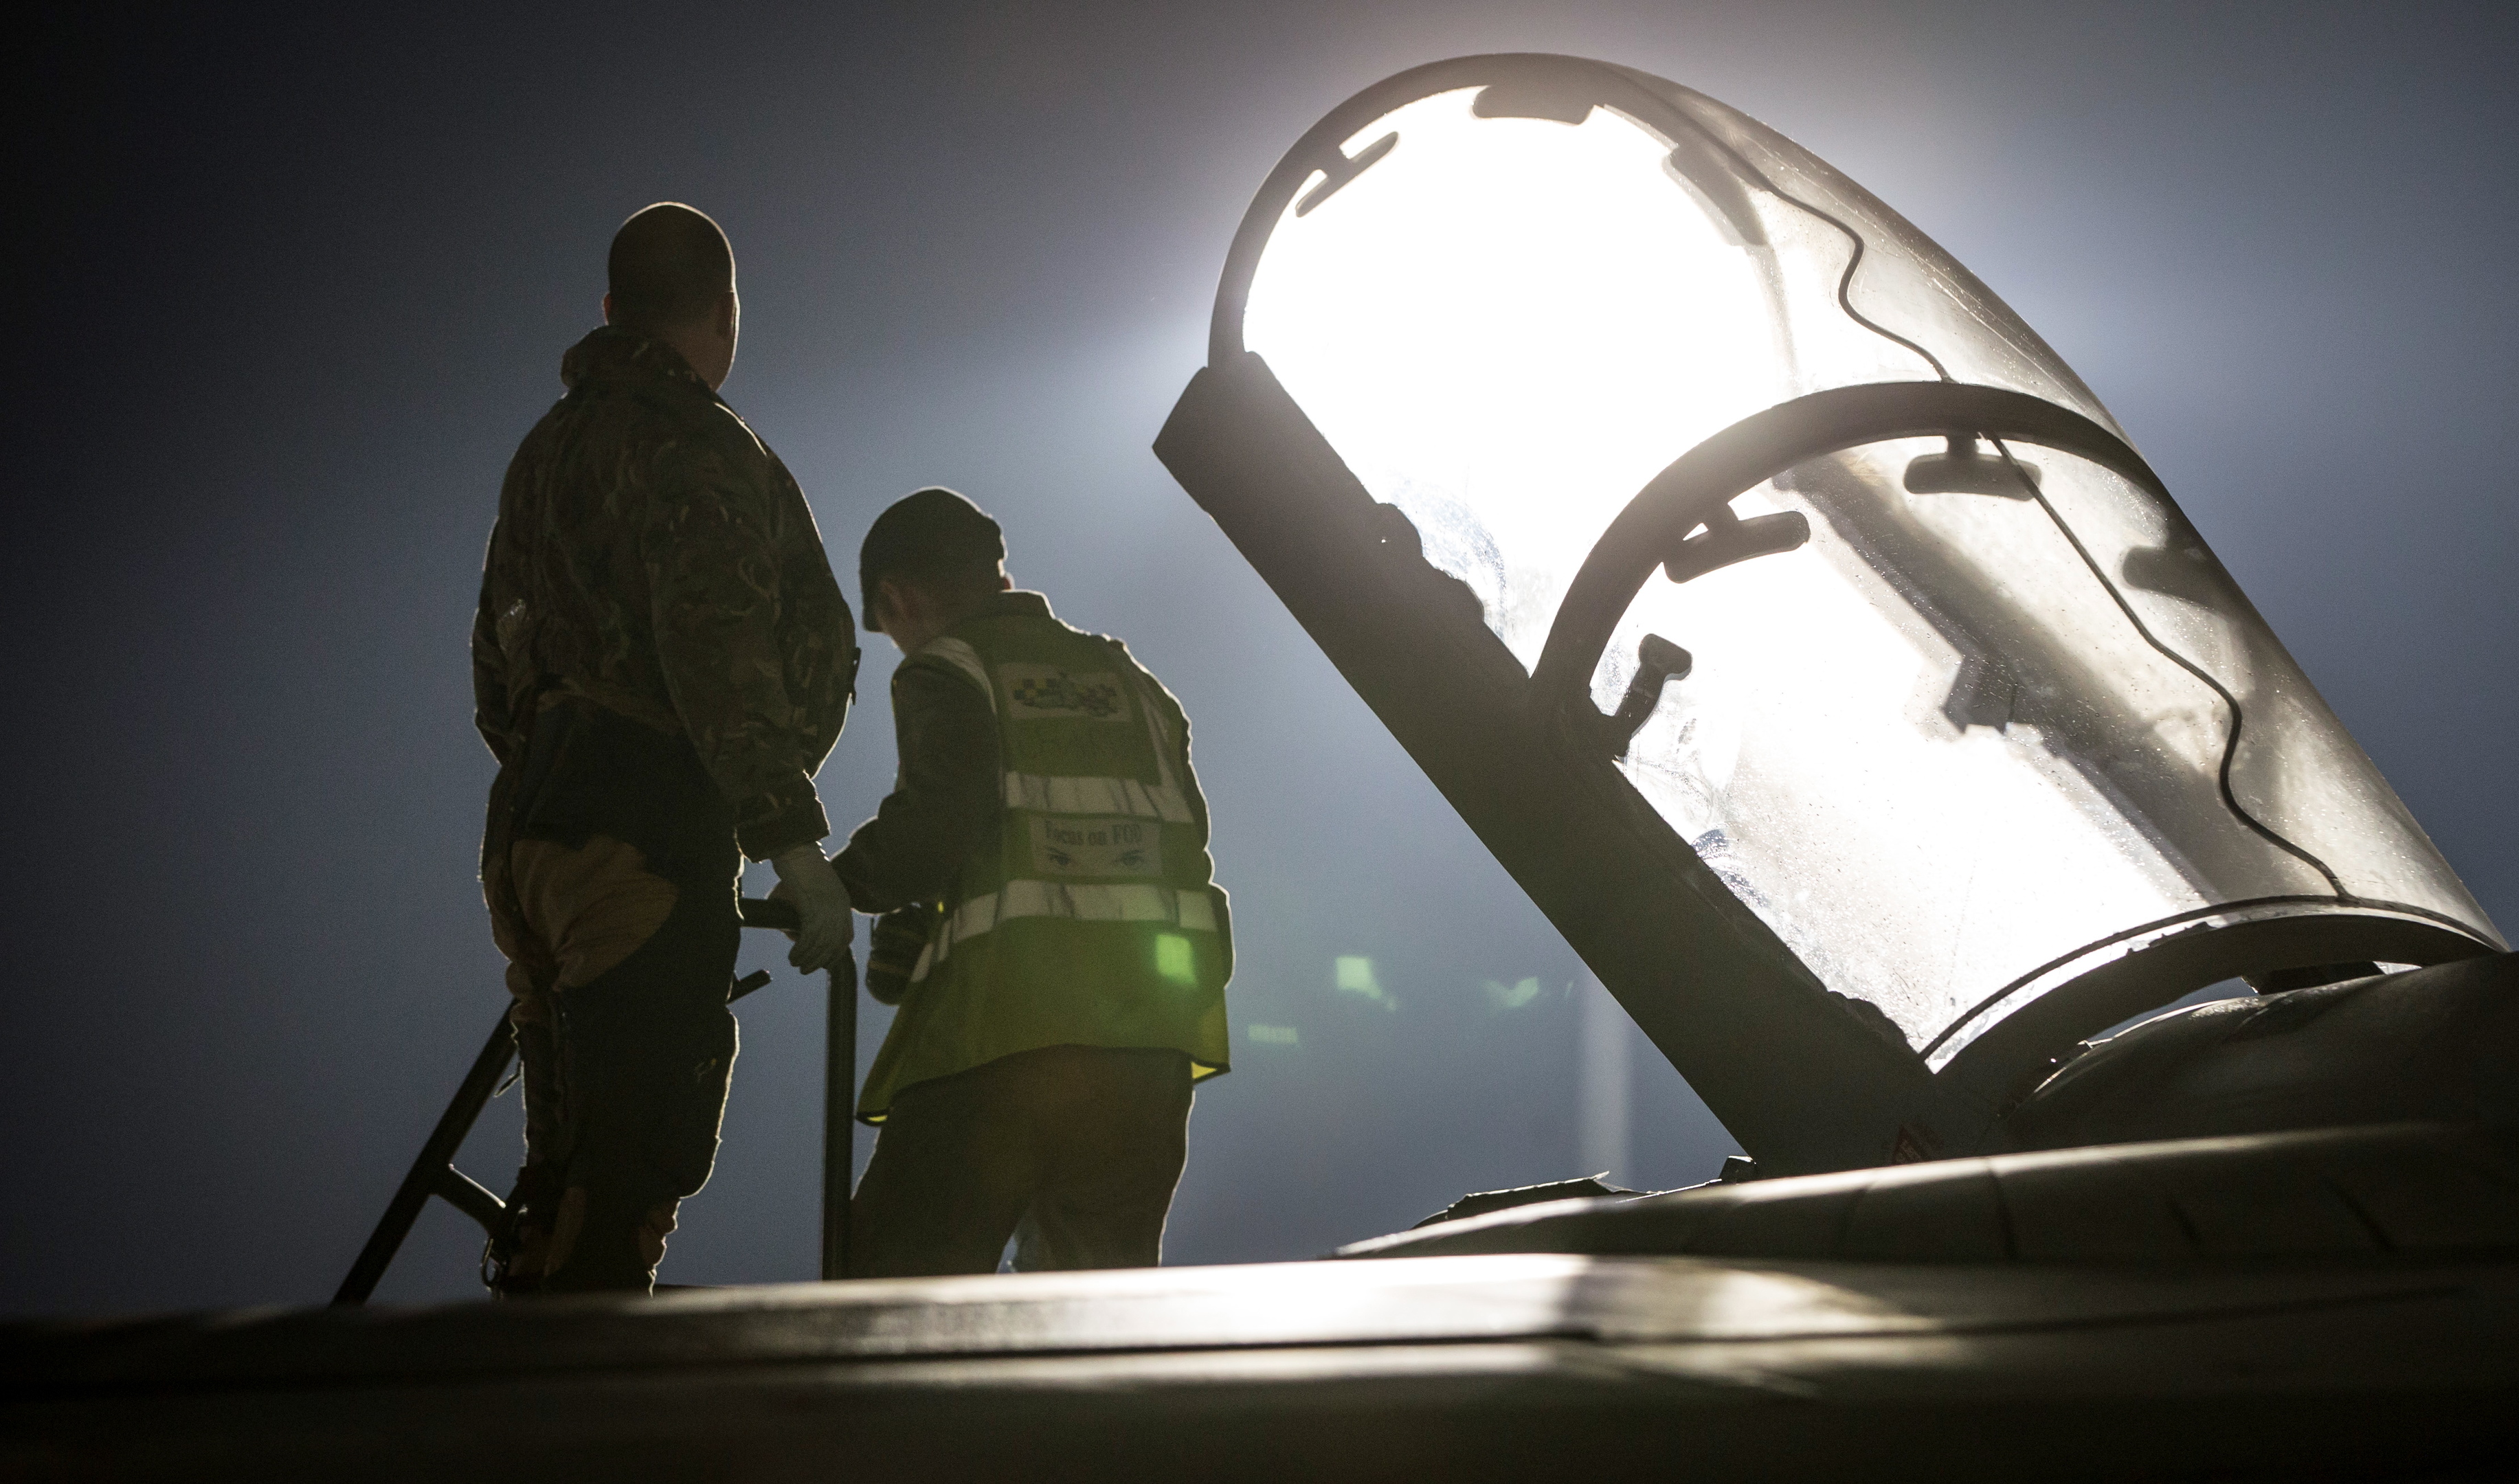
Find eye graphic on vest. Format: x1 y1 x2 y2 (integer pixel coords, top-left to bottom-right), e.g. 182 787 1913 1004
1005 666 1129 719
1030 817 1164 877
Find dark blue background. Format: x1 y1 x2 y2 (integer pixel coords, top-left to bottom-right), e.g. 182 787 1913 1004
8 0 2512 1314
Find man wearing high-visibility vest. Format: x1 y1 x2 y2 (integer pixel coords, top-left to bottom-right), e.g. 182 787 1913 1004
827 487 1231 1277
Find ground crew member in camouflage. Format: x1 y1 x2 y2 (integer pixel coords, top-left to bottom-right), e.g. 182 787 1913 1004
471 203 858 1294
827 488 1231 1277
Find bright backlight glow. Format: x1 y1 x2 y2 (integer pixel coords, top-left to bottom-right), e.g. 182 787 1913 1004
1238 80 2499 1064
1246 91 1785 670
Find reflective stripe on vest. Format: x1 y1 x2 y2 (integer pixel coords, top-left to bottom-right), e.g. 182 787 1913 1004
910 881 1220 983
1002 770 1194 823
994 657 1196 822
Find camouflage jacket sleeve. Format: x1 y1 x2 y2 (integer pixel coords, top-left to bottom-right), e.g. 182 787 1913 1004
642 434 831 861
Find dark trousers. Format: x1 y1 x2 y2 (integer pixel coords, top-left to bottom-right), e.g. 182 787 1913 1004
484 699 743 1294
489 833 740 1293
848 1045 1194 1278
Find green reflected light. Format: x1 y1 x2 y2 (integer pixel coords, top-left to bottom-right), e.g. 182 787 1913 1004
1334 955 1395 1010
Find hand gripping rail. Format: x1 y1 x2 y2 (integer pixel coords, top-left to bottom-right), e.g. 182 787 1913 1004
331 897 857 1303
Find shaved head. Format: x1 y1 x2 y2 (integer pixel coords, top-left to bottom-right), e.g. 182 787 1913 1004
606 203 734 331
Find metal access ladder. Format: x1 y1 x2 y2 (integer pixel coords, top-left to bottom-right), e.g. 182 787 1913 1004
333 897 856 1301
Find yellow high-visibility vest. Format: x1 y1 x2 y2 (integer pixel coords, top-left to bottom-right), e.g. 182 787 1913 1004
857 600 1231 1121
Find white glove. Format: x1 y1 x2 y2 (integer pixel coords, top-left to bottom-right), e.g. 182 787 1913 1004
768 844 855 974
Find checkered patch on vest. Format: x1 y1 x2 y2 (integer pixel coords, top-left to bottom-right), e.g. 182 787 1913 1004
1002 664 1130 721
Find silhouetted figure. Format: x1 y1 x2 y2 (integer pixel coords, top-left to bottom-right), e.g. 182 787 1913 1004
471 203 858 1294
831 488 1231 1275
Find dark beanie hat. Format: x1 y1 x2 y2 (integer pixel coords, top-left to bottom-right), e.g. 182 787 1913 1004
858 487 1006 632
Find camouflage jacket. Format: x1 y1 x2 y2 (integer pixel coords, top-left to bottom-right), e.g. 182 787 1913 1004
472 326 857 861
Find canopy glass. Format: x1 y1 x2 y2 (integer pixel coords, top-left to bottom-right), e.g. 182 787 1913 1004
1239 77 2498 1063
